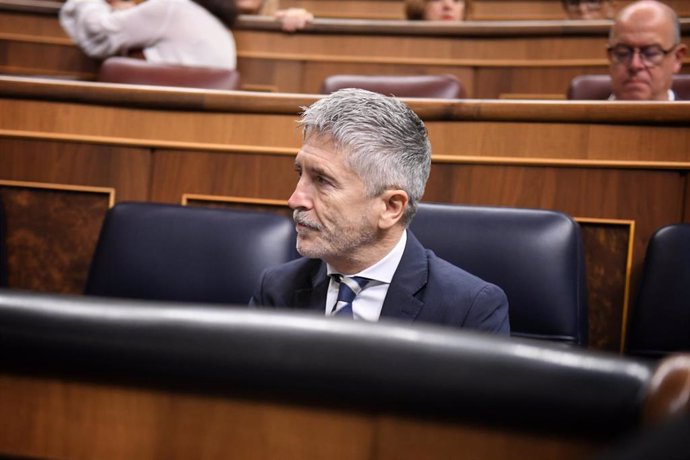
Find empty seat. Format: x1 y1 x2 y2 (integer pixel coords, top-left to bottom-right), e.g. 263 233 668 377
321 74 465 98
85 202 296 304
409 203 588 346
626 224 690 358
97 57 241 90
567 74 690 100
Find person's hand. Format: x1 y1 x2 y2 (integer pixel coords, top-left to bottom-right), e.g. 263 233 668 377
273 8 313 32
108 0 136 11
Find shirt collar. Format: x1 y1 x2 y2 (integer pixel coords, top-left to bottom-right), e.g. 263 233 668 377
608 89 676 101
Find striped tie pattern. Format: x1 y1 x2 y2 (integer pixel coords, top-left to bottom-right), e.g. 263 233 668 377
332 275 371 317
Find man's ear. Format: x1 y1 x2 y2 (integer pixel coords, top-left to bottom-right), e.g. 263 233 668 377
378 189 409 230
673 44 687 73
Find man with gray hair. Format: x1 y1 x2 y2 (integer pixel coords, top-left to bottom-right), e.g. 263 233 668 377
608 0 687 100
250 89 509 334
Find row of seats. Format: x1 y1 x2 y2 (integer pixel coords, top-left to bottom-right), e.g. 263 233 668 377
78 201 689 355
0 197 684 355
84 202 587 346
95 57 690 100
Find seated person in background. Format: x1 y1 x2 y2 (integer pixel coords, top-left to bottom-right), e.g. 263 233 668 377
237 0 313 32
561 0 616 20
607 0 687 100
250 88 510 334
405 0 465 21
60 0 237 69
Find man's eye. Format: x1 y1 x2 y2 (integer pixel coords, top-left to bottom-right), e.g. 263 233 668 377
642 49 662 58
315 175 331 185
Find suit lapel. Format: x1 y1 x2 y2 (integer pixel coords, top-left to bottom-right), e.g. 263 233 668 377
380 232 427 322
293 261 330 313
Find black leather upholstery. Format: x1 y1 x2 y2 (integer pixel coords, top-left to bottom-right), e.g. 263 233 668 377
627 224 690 358
97 57 241 90
321 74 465 99
85 202 296 304
0 195 6 287
410 203 588 346
0 288 652 435
567 74 690 100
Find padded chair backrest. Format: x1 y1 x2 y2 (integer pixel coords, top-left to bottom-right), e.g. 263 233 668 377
0 195 6 287
567 74 690 100
410 203 588 346
85 202 296 304
627 224 690 358
97 57 241 90
321 74 465 99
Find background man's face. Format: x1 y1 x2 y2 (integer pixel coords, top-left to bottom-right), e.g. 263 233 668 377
609 9 683 100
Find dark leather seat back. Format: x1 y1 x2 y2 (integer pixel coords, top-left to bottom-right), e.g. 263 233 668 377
0 289 653 436
321 74 465 98
627 224 690 358
0 195 6 287
97 57 241 90
85 202 296 304
410 203 588 346
567 74 690 100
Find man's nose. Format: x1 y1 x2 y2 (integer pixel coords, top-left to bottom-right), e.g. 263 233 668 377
288 178 311 210
629 49 645 69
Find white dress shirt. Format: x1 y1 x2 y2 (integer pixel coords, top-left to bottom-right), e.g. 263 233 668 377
60 0 237 69
325 230 407 321
608 89 676 100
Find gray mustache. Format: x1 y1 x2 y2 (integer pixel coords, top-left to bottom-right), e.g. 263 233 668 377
293 211 322 230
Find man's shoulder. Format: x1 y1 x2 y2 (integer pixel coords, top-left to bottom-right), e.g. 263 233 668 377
424 248 499 292
262 257 323 284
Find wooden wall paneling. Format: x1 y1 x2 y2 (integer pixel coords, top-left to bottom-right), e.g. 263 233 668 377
0 39 97 79
373 416 599 460
0 373 377 460
0 10 97 79
292 61 476 98
0 10 65 37
0 180 113 294
232 25 625 97
0 137 152 201
476 65 611 99
0 371 609 460
0 99 304 147
150 149 297 204
576 218 634 352
470 0 690 20
236 59 305 93
183 194 294 218
278 0 405 19
424 120 690 161
0 136 151 294
470 0 569 20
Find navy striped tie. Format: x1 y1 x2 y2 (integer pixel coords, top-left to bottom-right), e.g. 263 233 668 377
332 275 371 317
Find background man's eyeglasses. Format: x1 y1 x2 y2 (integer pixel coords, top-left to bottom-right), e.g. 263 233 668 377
607 44 677 66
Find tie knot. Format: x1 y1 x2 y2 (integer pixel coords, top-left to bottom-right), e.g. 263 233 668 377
331 275 372 316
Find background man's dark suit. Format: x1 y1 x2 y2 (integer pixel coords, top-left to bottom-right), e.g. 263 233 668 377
251 232 510 334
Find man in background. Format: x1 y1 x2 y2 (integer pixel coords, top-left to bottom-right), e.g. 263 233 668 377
607 0 687 100
562 0 615 20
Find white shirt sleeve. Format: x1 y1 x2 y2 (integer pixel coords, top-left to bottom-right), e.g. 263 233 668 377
59 0 170 59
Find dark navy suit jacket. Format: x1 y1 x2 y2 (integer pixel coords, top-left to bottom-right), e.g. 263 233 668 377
250 232 510 334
